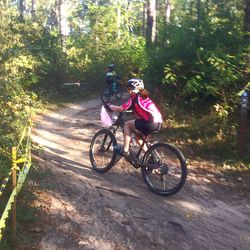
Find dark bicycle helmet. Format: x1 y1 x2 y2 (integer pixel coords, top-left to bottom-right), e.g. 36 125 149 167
108 64 115 70
127 78 144 93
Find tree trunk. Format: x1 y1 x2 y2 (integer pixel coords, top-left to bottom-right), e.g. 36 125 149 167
19 0 24 19
146 0 157 45
117 5 121 39
165 0 171 23
142 2 147 36
57 0 63 49
245 0 250 38
31 0 36 17
162 0 171 45
196 0 202 46
243 0 250 93
127 0 132 33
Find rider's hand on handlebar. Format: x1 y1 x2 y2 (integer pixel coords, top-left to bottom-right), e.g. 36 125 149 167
104 103 112 112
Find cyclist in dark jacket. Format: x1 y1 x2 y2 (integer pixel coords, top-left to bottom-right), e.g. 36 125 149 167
105 64 121 92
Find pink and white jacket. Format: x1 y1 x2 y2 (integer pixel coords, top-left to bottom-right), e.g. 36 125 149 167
122 94 163 123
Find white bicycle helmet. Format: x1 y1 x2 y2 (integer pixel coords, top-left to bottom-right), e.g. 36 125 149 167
127 78 144 93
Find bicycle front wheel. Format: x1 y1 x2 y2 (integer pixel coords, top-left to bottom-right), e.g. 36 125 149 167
89 129 118 173
141 143 187 196
115 84 123 100
101 87 111 104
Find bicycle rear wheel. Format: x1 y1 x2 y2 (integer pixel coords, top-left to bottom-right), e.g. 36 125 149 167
141 143 187 196
115 84 123 100
101 87 111 104
89 129 118 173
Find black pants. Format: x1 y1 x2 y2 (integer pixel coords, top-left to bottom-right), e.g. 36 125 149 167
135 119 161 135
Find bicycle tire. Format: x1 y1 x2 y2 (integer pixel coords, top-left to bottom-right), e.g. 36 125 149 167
141 143 187 196
115 85 123 100
101 87 111 104
89 129 118 173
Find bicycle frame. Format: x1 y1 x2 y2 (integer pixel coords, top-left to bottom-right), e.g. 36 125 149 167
107 81 121 95
109 112 154 168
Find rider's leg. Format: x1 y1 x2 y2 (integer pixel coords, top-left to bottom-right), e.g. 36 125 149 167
123 119 136 153
136 136 148 152
134 120 161 152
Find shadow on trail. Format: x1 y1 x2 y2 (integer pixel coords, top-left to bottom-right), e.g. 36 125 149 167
34 143 233 209
33 149 100 181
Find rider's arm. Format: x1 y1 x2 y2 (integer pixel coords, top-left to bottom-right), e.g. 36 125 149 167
108 104 124 112
108 97 132 112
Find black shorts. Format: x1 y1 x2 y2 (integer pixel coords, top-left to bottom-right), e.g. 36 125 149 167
135 119 161 135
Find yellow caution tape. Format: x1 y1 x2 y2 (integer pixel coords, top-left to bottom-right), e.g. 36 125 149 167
15 157 27 164
16 162 31 194
0 187 17 241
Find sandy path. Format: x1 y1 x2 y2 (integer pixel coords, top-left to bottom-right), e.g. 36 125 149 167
31 97 250 250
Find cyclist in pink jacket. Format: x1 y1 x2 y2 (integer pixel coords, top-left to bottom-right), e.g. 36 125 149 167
106 78 163 160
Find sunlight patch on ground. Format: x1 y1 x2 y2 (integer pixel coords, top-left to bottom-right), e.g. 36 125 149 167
176 200 204 214
32 134 59 149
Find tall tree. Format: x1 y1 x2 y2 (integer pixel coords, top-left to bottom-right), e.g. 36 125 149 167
19 0 25 19
165 0 171 23
245 0 250 38
244 0 250 87
56 0 63 48
196 0 202 46
161 0 171 45
31 0 36 17
142 2 146 36
117 3 121 39
146 0 157 45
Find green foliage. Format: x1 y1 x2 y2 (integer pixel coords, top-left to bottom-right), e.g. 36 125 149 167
163 66 177 86
0 78 32 157
162 102 243 162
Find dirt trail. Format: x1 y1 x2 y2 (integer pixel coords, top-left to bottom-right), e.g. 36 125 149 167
30 97 250 250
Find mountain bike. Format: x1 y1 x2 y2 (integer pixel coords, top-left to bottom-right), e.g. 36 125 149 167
101 80 123 104
89 111 187 196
